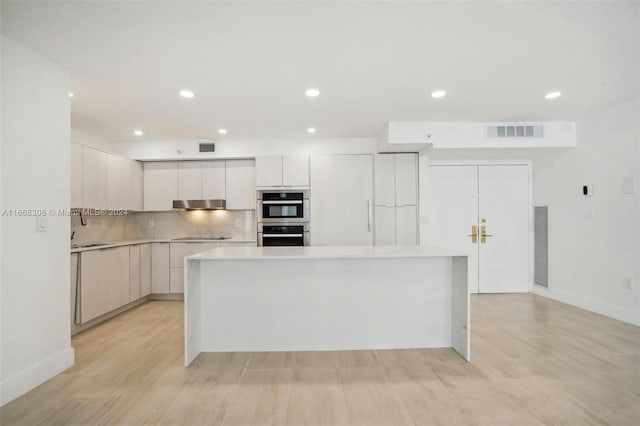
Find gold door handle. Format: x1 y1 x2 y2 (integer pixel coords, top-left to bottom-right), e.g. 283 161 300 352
481 225 493 244
467 225 477 243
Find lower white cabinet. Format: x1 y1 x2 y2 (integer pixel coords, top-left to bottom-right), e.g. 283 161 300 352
107 247 130 312
396 205 418 245
140 243 151 297
80 246 130 323
70 253 79 329
170 242 220 293
129 245 141 301
374 205 418 245
151 243 170 293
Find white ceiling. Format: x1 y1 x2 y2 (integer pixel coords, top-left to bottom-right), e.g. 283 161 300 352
2 1 638 142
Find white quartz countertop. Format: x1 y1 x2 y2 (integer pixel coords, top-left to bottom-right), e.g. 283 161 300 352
187 245 466 261
70 238 257 253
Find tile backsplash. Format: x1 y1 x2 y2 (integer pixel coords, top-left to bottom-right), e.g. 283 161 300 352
135 210 255 240
71 210 256 245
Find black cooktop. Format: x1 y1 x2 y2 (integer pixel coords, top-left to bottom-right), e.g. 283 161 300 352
172 237 231 241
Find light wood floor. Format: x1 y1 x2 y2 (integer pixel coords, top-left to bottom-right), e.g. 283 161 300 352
1 294 639 425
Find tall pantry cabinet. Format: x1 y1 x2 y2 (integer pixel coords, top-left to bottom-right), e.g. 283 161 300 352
374 153 418 245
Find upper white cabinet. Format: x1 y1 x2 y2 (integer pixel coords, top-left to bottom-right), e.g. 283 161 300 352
70 143 84 208
374 153 418 245
226 159 256 210
202 161 226 199
144 162 178 211
83 147 109 210
177 161 202 200
374 153 417 206
73 145 142 211
107 154 129 210
256 155 309 188
128 160 144 211
310 155 374 246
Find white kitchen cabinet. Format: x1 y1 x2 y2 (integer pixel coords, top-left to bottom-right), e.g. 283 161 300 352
256 156 283 187
151 242 170 293
178 161 202 200
80 249 109 322
202 161 226 199
144 162 178 211
107 247 130 312
374 153 418 245
396 205 418 245
256 155 309 188
107 154 128 210
70 143 83 208
128 160 144 211
395 153 418 206
374 154 396 206
225 159 255 210
283 156 310 187
80 246 130 323
374 206 396 245
129 245 141 301
310 155 374 246
83 147 109 210
140 243 152 297
170 242 221 293
70 253 79 329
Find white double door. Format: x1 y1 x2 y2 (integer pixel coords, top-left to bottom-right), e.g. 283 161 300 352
423 164 530 293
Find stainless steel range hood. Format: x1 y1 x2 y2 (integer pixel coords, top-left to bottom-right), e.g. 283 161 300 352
173 200 226 210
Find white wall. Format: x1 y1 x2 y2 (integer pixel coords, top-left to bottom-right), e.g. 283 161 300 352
111 137 379 160
532 97 640 325
1 37 74 405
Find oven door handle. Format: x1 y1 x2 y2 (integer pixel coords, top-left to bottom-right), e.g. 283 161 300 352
262 200 303 205
263 234 304 237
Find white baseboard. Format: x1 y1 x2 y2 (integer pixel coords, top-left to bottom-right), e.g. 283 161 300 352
0 347 75 406
532 285 640 326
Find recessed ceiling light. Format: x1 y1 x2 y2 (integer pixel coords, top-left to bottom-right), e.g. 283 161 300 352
305 88 320 97
307 127 316 134
545 91 562 100
133 129 143 136
68 92 74 98
218 128 227 135
431 90 446 98
179 89 195 99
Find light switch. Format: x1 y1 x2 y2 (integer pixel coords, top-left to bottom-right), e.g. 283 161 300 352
36 216 48 232
622 178 636 194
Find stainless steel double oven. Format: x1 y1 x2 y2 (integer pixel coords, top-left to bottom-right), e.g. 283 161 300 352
257 190 310 246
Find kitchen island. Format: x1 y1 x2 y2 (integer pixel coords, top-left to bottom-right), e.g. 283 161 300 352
184 245 469 366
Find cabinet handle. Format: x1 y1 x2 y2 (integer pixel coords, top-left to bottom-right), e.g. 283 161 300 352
367 200 372 232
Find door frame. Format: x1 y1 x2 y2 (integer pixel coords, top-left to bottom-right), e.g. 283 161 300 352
422 158 534 292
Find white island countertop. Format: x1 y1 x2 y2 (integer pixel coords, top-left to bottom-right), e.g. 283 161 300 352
187 244 466 261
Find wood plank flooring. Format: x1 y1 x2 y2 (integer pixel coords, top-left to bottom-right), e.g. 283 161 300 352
1 294 639 425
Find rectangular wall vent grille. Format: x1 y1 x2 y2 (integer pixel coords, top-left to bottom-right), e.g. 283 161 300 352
199 143 216 153
534 206 549 287
486 124 544 139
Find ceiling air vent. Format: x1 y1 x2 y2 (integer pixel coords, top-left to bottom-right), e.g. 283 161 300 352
486 124 544 139
199 143 216 153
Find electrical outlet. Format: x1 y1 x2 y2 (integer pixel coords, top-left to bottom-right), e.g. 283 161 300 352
623 277 633 290
148 219 155 228
234 219 241 228
100 220 106 229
